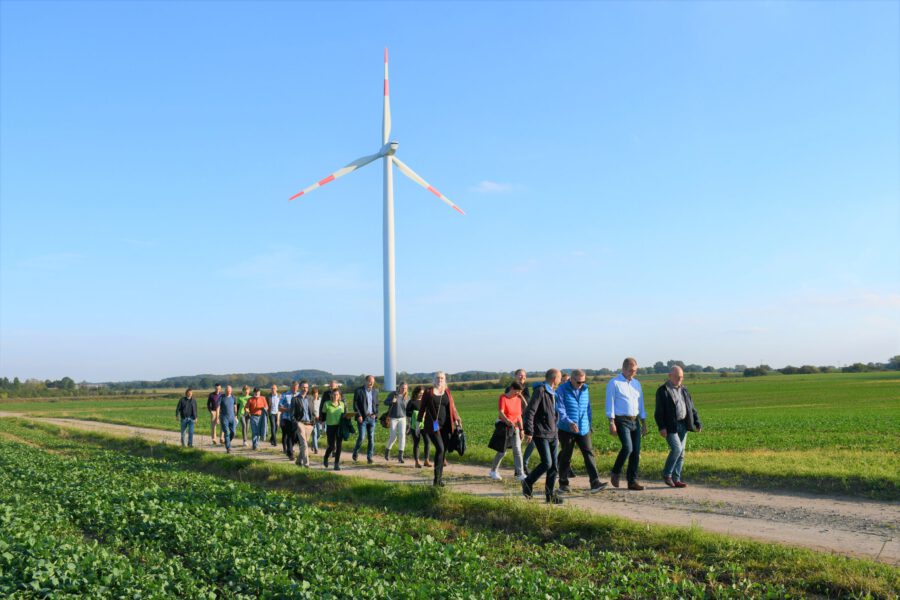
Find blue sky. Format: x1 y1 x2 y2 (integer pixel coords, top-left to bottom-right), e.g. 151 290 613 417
1 1 898 381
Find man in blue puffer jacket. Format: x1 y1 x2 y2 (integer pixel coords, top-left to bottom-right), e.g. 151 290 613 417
555 369 607 494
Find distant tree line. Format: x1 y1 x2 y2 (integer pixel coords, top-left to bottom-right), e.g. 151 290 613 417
3 356 898 398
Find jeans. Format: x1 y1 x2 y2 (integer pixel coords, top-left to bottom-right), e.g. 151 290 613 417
296 422 314 466
220 418 235 451
386 417 407 452
311 422 322 449
522 440 535 471
490 426 523 476
612 417 642 483
250 414 264 449
524 437 558 495
558 429 602 488
663 420 688 481
324 424 343 466
180 418 195 446
353 416 377 460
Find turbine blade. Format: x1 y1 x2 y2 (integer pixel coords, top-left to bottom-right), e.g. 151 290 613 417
391 156 465 215
382 48 391 145
289 151 381 201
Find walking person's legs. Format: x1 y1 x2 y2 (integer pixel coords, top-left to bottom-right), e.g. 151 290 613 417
611 418 635 485
626 424 641 484
511 428 524 478
574 433 602 488
556 430 577 489
427 430 445 485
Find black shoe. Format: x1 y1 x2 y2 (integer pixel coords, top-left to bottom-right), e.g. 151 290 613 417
558 484 570 493
590 482 608 494
521 479 533 499
324 459 329 468
352 453 358 462
334 465 342 471
367 457 374 464
610 472 620 488
398 451 405 464
384 448 390 461
434 479 445 487
546 493 564 505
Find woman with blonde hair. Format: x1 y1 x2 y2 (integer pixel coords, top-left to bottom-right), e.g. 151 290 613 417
416 371 461 486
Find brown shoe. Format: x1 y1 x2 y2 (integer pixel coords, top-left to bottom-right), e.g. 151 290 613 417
627 481 645 491
673 480 688 488
663 476 675 488
610 472 620 488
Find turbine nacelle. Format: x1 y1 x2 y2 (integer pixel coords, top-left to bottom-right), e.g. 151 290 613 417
380 141 399 157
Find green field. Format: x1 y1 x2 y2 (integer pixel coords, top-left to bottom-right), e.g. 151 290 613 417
3 372 899 498
1 418 896 599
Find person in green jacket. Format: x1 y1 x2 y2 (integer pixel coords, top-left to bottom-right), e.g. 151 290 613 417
236 385 251 447
323 388 347 471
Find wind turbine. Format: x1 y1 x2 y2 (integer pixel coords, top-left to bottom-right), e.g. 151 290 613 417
289 49 464 393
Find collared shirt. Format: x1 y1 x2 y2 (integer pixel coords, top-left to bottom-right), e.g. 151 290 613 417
365 388 375 415
279 392 295 422
666 381 687 420
605 373 645 419
207 391 221 412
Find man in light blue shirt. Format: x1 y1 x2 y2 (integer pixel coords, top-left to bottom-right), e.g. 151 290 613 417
605 357 647 490
555 369 607 494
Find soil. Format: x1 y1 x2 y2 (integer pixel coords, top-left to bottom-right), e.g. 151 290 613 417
4 414 897 565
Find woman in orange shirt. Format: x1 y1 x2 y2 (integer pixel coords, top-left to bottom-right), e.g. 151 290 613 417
488 381 525 481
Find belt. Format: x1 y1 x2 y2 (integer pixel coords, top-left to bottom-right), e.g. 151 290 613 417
615 415 638 421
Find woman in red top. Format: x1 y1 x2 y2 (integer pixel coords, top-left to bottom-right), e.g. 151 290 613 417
488 381 525 481
246 388 269 450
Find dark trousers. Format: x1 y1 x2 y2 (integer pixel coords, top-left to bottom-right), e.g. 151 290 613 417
324 424 343 465
524 437 558 495
282 420 296 457
612 417 642 483
269 412 279 445
425 429 445 484
558 429 601 488
410 429 430 462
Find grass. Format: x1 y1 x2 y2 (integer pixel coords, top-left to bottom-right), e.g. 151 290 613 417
2 371 898 498
1 417 897 599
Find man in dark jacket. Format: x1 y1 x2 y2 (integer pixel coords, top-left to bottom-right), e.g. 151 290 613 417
352 375 379 463
206 383 222 446
654 366 702 488
521 369 564 504
176 388 198 447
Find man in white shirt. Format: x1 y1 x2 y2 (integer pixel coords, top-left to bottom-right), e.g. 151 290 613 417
605 357 647 490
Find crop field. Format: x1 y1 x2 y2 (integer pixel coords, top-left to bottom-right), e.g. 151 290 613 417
1 418 897 599
2 372 899 498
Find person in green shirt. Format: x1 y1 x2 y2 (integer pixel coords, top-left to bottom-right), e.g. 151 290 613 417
236 385 251 447
323 388 347 471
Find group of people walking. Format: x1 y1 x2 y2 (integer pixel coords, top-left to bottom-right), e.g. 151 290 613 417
174 358 701 500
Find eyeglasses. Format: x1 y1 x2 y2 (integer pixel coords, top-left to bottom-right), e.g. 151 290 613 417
573 380 586 386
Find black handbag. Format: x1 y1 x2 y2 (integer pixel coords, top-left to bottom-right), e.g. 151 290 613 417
449 426 467 456
487 422 509 453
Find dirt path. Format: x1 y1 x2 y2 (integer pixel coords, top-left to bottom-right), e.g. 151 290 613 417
4 413 898 565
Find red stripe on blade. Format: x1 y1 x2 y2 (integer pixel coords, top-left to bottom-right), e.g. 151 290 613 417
384 80 389 96
427 186 441 198
453 205 465 215
289 191 304 201
318 174 335 186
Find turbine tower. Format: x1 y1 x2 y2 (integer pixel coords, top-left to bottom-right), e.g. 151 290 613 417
289 49 464 393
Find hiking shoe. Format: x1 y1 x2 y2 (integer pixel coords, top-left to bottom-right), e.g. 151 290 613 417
663 476 676 488
610 472 620 488
546 493 564 505
488 470 502 481
590 482 608 494
673 480 688 488
627 481 645 491
522 479 533 499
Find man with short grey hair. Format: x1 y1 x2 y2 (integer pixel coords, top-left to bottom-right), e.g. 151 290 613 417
655 366 702 488
556 368 607 494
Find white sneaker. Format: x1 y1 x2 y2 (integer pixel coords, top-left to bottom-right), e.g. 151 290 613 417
515 474 527 482
488 470 502 481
